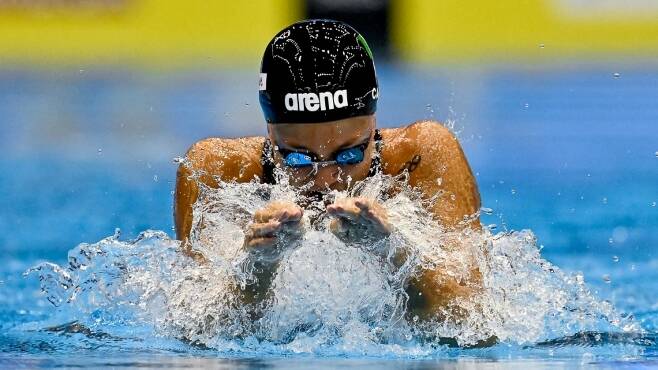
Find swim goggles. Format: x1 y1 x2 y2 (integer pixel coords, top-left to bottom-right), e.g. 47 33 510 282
276 136 372 168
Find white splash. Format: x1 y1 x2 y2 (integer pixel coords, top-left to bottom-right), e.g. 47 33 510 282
26 173 639 356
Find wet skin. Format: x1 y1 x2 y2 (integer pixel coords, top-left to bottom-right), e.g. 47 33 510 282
174 115 482 319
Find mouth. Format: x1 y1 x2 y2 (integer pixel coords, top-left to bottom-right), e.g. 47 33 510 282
297 190 336 207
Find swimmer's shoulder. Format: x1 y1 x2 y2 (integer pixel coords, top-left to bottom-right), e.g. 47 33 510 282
379 120 480 227
378 120 460 176
182 136 266 184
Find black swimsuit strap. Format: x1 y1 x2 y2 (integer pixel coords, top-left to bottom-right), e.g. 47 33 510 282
261 137 277 185
260 128 383 185
368 128 383 177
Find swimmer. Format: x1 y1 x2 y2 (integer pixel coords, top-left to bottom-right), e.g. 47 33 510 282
174 20 482 321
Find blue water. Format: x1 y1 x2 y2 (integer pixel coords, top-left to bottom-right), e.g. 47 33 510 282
1 64 657 368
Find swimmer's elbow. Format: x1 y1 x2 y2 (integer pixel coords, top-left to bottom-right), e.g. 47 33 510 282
174 140 210 241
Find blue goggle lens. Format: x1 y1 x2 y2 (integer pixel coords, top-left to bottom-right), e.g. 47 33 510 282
335 147 364 164
284 152 314 167
283 146 366 168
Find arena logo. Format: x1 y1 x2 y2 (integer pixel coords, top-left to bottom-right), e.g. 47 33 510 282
284 90 348 112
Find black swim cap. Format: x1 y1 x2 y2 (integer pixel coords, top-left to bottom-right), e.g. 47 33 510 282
259 19 378 124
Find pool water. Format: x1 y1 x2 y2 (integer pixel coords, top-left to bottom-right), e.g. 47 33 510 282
1 64 657 368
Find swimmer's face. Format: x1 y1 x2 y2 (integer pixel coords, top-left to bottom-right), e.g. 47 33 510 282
267 115 376 193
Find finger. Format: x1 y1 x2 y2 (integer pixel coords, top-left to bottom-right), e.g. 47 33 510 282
358 208 384 230
354 198 373 211
327 206 360 222
275 207 303 223
246 236 276 249
254 208 270 223
256 203 303 223
328 198 353 210
355 201 391 234
327 200 361 219
355 201 377 223
326 204 340 214
255 209 283 223
248 220 282 238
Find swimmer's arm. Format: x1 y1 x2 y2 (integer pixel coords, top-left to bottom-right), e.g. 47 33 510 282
404 121 481 229
174 137 265 251
403 122 483 318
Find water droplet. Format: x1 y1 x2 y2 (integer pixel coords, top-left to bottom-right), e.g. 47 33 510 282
612 255 619 262
602 197 608 204
608 238 614 244
413 315 419 322
539 43 545 49
655 151 658 157
612 226 628 244
480 207 494 215
244 103 250 107
97 148 102 155
524 103 529 108
613 72 620 78
652 201 657 207
79 69 85 74
511 188 516 195
487 224 498 231
153 175 159 182
602 275 611 284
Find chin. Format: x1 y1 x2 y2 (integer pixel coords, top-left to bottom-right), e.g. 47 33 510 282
299 182 342 196
314 182 349 193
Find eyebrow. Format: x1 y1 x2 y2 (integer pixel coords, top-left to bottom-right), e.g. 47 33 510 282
280 132 371 153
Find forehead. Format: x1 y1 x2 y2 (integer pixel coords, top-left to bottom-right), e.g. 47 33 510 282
268 116 373 148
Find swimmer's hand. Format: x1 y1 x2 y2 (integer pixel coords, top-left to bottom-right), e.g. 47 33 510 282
243 201 304 262
327 198 392 244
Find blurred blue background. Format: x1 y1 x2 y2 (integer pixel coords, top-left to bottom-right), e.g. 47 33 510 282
0 0 657 364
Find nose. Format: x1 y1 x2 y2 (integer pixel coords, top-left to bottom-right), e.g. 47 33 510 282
307 164 340 189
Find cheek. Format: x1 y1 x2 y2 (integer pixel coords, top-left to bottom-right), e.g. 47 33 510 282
287 167 314 183
338 160 370 181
